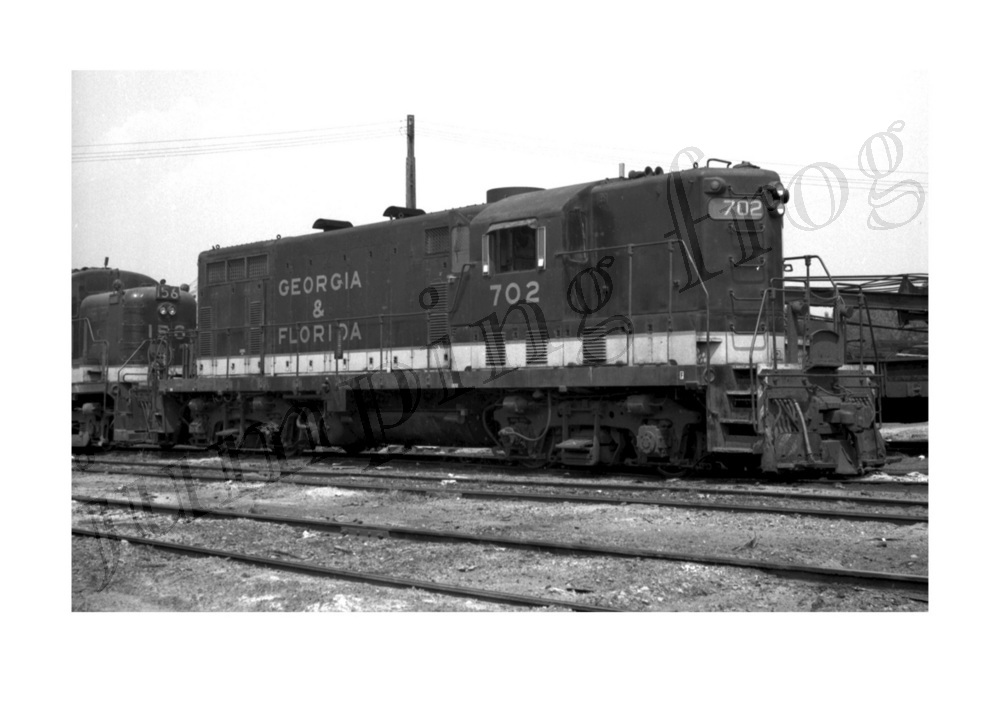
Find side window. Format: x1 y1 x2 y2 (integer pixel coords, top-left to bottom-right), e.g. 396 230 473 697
482 220 546 276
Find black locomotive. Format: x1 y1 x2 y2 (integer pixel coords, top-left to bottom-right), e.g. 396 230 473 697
73 161 886 474
72 268 196 448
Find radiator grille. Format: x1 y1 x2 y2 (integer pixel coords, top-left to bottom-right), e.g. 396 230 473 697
121 304 146 355
425 282 450 344
247 254 268 279
248 300 263 354
582 328 606 364
485 332 506 368
206 261 225 284
526 328 548 365
227 259 245 281
425 226 450 255
198 306 214 356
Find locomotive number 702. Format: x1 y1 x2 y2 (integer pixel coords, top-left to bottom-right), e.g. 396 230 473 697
709 197 764 220
490 281 540 306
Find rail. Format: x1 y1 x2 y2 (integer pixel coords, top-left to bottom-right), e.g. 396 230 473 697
77 457 929 507
74 499 928 593
72 525 618 611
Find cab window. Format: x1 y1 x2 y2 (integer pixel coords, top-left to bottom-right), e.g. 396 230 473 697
482 221 546 275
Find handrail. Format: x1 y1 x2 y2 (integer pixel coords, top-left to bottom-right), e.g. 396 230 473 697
118 338 152 383
446 263 474 317
748 287 780 370
72 316 112 427
72 317 109 376
783 255 844 366
117 337 174 434
860 293 884 424
750 256 855 371
669 239 712 370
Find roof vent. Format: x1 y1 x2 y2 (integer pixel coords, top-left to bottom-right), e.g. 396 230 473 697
383 206 426 220
486 187 543 203
312 219 353 231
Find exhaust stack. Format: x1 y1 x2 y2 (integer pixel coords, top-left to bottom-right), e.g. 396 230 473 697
406 115 416 209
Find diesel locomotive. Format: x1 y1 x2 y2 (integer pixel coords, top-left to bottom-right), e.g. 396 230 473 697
74 161 887 474
72 267 197 448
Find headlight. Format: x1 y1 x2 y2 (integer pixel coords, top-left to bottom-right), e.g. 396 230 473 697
765 182 790 213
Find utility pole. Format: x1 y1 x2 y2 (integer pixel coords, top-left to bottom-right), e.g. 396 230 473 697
406 115 416 209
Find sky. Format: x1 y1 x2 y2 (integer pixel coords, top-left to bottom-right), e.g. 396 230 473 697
72 69 928 288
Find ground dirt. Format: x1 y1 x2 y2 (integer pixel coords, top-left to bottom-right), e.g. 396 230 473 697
71 451 929 612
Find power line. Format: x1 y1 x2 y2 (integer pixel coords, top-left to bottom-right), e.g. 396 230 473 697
73 117 930 194
417 127 929 194
72 127 398 163
72 120 399 149
419 120 931 176
760 160 928 177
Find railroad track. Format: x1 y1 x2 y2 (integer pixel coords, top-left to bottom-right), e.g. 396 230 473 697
74 496 929 595
73 458 928 525
72 525 619 612
78 455 929 503
77 456 925 505
794 478 927 495
76 445 930 489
